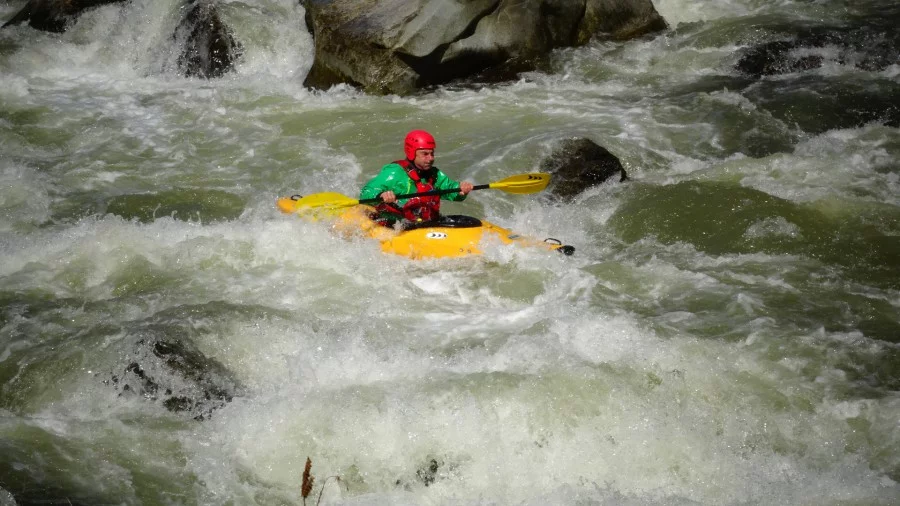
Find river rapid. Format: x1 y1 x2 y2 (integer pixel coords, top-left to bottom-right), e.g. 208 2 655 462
1 0 899 504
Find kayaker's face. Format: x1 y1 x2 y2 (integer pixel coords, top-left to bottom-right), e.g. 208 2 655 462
413 149 435 171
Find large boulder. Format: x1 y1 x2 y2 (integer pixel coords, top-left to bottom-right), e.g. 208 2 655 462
108 332 242 421
2 0 125 32
301 0 668 95
735 14 900 77
3 0 242 79
735 39 826 78
733 16 900 132
175 0 243 79
540 137 627 201
103 302 250 420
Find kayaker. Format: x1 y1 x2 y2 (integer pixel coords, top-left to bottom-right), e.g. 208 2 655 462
360 130 474 227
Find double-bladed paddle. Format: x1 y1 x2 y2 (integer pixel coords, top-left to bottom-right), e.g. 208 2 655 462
277 172 550 214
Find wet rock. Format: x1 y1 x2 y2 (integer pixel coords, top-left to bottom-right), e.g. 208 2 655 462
107 326 242 420
540 138 627 201
732 13 900 132
301 0 667 95
735 40 825 78
175 0 243 79
394 456 452 489
735 15 900 77
416 458 441 486
101 302 293 420
2 0 125 32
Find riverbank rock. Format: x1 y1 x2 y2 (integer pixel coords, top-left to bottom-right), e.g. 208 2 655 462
301 0 668 95
175 0 243 78
2 0 124 32
540 138 627 201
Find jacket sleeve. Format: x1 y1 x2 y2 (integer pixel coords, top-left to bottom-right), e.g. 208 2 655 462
359 163 411 200
433 168 467 202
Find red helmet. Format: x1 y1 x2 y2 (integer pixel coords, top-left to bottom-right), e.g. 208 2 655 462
404 130 436 160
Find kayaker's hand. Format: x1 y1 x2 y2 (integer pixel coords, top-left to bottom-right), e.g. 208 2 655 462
380 190 397 203
459 181 474 195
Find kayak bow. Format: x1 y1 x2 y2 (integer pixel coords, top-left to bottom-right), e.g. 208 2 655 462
276 198 574 259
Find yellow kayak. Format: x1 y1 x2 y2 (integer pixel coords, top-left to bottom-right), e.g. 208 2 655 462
277 197 574 259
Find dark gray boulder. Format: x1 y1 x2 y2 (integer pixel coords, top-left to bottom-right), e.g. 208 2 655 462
732 15 900 131
108 331 241 421
301 0 667 95
735 39 825 78
103 302 252 420
2 0 125 32
540 138 627 201
175 0 243 79
734 11 900 78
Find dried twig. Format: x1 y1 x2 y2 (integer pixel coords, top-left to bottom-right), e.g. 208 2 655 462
301 456 346 505
301 457 314 505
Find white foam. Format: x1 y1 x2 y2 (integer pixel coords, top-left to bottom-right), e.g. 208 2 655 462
0 163 52 234
653 0 756 26
739 125 900 206
1 0 899 502
743 216 802 240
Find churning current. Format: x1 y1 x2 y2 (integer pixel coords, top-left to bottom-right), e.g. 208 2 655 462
1 0 898 504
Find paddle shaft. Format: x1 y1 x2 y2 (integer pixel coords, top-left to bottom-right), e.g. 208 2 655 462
281 173 548 213
358 184 489 205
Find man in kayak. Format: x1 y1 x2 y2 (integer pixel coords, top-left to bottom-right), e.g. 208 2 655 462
360 130 474 227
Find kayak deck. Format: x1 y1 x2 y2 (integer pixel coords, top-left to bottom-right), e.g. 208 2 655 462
277 197 574 259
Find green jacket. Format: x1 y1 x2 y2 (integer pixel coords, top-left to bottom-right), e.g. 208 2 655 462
359 162 467 218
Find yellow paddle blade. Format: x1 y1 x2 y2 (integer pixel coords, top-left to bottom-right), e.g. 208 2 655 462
488 173 550 194
276 192 361 214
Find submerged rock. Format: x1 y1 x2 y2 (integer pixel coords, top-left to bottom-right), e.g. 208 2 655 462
735 14 900 77
104 303 250 420
105 188 245 223
415 458 442 486
731 10 900 133
109 331 240 420
301 0 667 95
175 0 243 79
2 0 125 32
393 456 454 490
540 138 627 201
735 39 826 78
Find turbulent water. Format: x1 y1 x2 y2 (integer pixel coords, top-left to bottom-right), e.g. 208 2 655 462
2 0 899 504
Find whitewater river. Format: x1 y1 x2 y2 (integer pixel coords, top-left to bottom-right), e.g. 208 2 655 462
1 0 898 504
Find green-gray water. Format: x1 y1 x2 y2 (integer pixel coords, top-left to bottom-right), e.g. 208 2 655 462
1 0 899 504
